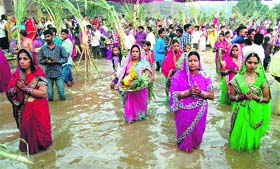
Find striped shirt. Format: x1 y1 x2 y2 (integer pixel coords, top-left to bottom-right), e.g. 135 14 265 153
181 32 192 48
39 44 68 78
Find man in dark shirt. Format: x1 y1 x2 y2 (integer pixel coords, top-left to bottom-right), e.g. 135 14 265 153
168 26 177 47
39 30 68 101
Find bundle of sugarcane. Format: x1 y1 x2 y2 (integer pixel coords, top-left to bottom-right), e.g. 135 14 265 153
89 0 124 50
121 3 146 28
33 0 64 34
63 0 102 79
13 0 27 49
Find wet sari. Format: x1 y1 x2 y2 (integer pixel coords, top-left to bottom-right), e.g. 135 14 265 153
220 45 243 105
6 51 52 154
229 55 272 153
117 47 152 122
162 47 183 78
214 39 228 73
169 58 214 152
0 49 11 92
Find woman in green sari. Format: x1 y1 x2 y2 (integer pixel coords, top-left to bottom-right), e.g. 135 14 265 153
229 52 272 153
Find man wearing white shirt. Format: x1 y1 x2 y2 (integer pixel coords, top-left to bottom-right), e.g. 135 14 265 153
61 29 74 87
146 26 156 51
242 34 265 64
0 14 8 50
124 28 135 51
90 24 101 59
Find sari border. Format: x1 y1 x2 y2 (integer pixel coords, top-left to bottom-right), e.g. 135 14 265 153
176 100 207 145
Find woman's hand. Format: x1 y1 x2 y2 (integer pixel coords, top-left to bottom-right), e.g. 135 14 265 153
245 92 253 100
190 85 201 96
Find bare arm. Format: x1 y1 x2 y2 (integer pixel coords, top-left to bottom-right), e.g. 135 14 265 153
252 87 270 103
28 85 48 98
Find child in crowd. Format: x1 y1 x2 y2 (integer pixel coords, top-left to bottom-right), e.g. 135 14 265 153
143 41 155 74
176 43 191 69
33 34 43 52
110 46 123 89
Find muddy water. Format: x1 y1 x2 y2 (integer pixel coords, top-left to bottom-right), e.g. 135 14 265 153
0 51 279 169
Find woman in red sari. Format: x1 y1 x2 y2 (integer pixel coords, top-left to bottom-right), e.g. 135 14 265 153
26 17 37 41
6 49 52 154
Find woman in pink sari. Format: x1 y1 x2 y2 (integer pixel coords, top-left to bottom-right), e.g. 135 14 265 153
162 40 183 78
162 40 183 105
117 45 153 122
220 44 243 105
0 49 11 92
6 49 52 154
214 32 229 73
169 51 214 152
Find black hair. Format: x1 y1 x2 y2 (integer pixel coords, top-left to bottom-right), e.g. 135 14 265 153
237 25 247 35
219 32 225 36
48 27 57 34
244 39 252 46
144 41 151 47
20 30 27 37
138 26 144 30
158 28 165 35
254 33 264 45
245 53 260 63
183 24 192 32
267 28 273 33
61 29 69 34
43 29 52 36
248 29 255 35
225 31 231 35
17 49 36 73
194 25 199 30
188 51 200 61
130 45 141 55
172 39 180 45
236 39 245 44
176 28 183 34
1 14 6 20
230 44 239 57
146 26 153 32
112 46 122 72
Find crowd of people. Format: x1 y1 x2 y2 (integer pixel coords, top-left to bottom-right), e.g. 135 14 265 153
0 12 279 155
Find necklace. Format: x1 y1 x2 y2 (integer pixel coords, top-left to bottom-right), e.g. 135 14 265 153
244 73 257 85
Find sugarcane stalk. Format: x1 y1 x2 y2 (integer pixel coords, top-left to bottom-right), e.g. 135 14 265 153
0 150 33 165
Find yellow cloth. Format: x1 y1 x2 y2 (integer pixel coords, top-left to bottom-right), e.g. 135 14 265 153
271 51 280 77
271 51 280 114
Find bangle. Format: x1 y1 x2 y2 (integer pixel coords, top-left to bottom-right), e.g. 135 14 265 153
259 96 263 103
184 90 190 97
235 95 239 101
201 91 208 99
25 87 33 95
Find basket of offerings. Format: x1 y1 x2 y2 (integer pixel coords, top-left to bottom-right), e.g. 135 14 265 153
120 68 149 92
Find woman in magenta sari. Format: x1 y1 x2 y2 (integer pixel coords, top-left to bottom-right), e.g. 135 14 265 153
214 32 229 73
117 45 152 122
162 40 183 105
220 44 243 105
0 49 11 92
169 51 214 152
6 49 52 154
